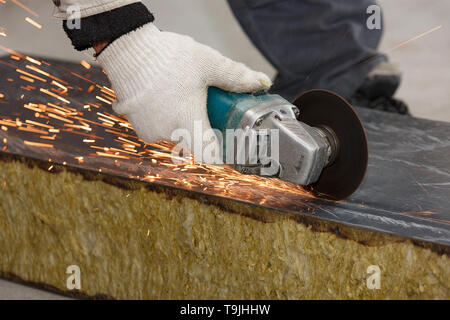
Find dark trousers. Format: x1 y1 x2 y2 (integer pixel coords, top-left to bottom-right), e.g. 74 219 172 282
227 0 386 101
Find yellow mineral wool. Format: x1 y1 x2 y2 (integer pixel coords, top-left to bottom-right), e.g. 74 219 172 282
0 155 448 299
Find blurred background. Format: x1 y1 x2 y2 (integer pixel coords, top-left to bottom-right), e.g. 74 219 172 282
0 0 449 121
0 0 448 299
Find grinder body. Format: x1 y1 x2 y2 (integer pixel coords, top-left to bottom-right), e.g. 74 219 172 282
207 87 336 187
206 87 368 200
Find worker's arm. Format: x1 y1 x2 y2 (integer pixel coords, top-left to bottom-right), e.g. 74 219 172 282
52 0 271 162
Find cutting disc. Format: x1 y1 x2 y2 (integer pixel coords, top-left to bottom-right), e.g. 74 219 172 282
293 89 368 200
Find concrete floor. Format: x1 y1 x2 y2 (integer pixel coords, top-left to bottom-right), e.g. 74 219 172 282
0 0 448 299
0 279 69 300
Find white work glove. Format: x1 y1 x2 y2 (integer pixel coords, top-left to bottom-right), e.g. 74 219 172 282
97 23 272 163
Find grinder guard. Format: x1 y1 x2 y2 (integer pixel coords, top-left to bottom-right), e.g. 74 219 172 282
293 90 369 200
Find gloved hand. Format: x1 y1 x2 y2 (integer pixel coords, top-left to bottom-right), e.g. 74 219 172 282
97 23 272 163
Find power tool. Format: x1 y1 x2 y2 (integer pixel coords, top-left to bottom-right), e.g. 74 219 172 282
207 87 368 200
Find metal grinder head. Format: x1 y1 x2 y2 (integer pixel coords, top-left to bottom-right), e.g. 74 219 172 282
293 90 369 200
209 87 368 200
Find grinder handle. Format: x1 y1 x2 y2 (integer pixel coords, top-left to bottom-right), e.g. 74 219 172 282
207 87 278 132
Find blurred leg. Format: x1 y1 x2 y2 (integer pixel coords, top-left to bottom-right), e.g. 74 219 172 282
227 0 386 101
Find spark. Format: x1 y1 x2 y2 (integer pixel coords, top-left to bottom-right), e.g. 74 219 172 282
402 210 435 216
96 152 130 159
40 88 70 104
19 75 34 83
80 60 91 70
16 69 46 82
48 113 73 123
97 112 122 123
26 56 41 66
64 124 92 132
388 25 442 52
25 17 42 30
24 103 42 112
25 120 53 129
26 65 68 84
96 96 112 105
356 25 443 67
24 141 54 148
98 118 114 125
19 126 48 135
101 86 115 97
11 0 39 17
40 135 56 140
117 136 141 147
51 80 68 93
0 120 17 127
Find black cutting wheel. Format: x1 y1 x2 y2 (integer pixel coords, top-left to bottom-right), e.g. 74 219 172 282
293 90 369 200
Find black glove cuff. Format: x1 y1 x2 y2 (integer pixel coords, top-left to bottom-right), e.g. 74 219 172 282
63 2 155 51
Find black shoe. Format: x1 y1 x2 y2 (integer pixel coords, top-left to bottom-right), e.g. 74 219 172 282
349 62 410 115
350 94 410 115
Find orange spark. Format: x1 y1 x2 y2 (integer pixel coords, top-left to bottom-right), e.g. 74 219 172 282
117 136 141 147
16 68 46 82
25 17 42 30
24 141 53 149
51 80 68 93
26 56 41 65
40 135 56 140
26 65 68 84
11 0 39 17
19 75 35 83
19 126 48 135
100 86 116 98
40 88 70 104
356 25 443 67
48 113 74 123
0 120 17 127
96 96 112 105
25 120 54 129
95 152 130 159
388 25 442 52
80 60 91 70
24 103 43 112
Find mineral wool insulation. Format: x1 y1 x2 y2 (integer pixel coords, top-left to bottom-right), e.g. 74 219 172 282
0 154 448 299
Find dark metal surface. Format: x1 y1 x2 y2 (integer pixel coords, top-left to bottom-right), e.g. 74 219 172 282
0 55 449 247
294 90 368 200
